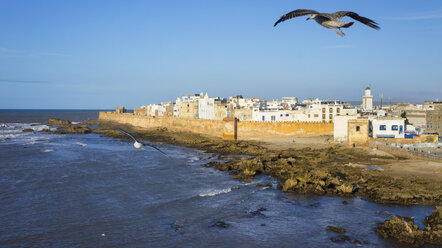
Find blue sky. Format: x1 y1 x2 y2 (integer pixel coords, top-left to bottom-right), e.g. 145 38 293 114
1 0 442 109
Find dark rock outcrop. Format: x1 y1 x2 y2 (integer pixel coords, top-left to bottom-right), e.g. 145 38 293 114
375 207 442 246
211 221 229 228
326 225 346 234
52 124 92 134
48 118 71 127
22 128 34 132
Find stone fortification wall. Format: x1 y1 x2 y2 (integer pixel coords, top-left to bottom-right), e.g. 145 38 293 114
99 112 224 137
237 121 333 139
98 112 333 140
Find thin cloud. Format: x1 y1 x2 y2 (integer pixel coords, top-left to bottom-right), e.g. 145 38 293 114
0 47 67 57
388 10 442 20
0 79 50 84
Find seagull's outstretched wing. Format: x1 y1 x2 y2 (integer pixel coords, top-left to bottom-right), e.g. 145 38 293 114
115 128 167 155
144 143 167 156
116 128 140 143
333 11 380 30
274 9 320 27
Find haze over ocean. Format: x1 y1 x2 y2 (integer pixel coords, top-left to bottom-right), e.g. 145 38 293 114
1 0 441 109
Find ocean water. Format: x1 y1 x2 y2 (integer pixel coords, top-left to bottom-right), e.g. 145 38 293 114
0 110 435 247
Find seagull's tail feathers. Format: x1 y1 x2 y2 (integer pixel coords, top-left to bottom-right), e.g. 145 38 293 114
342 22 354 28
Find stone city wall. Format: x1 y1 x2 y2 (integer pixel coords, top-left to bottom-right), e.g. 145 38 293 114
237 121 333 139
98 112 333 140
99 112 224 137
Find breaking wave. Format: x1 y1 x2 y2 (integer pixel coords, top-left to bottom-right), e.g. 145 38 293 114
198 187 233 197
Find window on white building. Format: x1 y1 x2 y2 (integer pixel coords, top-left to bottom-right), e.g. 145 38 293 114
380 125 386 130
392 125 398 131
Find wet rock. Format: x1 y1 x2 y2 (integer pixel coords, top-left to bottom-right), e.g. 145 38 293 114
48 118 71 127
342 201 349 205
353 239 362 245
249 207 267 216
22 128 34 132
330 235 351 243
171 221 184 234
309 202 320 207
211 221 229 228
423 206 441 230
336 184 354 194
52 124 92 134
375 209 442 246
39 128 51 132
375 216 422 245
326 225 346 234
282 178 298 192
256 183 272 188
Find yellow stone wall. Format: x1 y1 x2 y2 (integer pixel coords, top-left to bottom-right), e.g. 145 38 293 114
237 121 333 139
347 120 370 146
376 134 439 144
133 108 146 116
99 112 334 140
99 112 224 137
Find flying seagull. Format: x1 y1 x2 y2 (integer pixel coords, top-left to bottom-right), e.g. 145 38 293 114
274 9 380 36
115 128 167 155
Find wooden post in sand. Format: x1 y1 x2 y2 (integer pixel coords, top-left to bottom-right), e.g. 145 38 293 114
223 117 237 140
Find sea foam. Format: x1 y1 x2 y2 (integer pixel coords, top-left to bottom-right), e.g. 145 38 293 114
198 187 233 197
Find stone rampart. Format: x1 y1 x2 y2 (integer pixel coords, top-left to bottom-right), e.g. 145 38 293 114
237 121 333 139
99 112 224 137
98 112 333 140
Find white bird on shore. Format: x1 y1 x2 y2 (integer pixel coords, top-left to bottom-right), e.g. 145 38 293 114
115 128 167 155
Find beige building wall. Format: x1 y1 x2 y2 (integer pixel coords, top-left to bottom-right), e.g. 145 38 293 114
232 108 253 121
179 101 199 119
406 111 426 129
426 105 442 134
334 115 358 141
347 119 370 146
164 103 174 117
214 102 227 120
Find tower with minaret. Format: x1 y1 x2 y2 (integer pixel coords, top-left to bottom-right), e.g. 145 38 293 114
362 86 373 112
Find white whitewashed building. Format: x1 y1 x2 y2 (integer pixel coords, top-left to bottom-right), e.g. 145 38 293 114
372 117 405 138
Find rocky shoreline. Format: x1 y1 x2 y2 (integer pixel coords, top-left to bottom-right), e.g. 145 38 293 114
45 119 442 245
375 207 442 246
